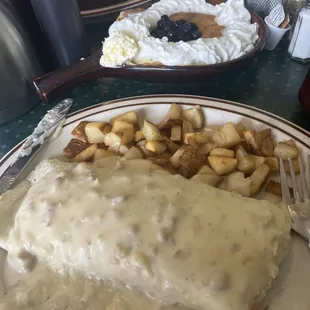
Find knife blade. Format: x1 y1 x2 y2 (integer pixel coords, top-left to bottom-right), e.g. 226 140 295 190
0 98 73 196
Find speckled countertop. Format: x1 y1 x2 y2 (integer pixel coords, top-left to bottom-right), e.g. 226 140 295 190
0 20 309 159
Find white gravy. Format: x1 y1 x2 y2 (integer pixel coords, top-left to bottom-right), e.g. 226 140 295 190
0 157 291 310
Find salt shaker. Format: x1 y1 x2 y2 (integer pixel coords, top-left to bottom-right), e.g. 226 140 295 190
288 0 310 62
30 0 90 68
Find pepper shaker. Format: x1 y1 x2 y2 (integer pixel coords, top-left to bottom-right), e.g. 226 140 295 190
30 0 90 68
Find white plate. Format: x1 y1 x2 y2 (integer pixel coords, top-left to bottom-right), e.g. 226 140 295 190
1 95 310 309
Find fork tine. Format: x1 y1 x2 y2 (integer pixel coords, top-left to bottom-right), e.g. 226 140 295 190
299 156 309 200
279 159 293 205
288 157 301 202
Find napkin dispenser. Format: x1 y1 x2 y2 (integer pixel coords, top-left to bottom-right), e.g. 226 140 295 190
0 0 43 124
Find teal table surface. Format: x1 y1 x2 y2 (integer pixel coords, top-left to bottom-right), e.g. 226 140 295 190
0 21 309 160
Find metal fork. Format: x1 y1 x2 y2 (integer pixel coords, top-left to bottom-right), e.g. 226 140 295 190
280 156 310 247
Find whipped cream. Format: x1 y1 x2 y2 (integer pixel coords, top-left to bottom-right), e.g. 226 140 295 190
100 0 259 67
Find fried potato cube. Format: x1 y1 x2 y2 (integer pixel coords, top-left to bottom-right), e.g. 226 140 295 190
283 158 300 173
158 104 182 129
110 111 138 125
235 145 255 174
73 144 97 162
182 120 194 143
248 154 267 169
63 138 90 159
163 137 180 153
249 164 270 195
265 156 279 172
211 122 241 148
243 129 274 156
208 156 238 175
146 141 167 154
235 123 247 138
266 180 282 197
273 141 299 159
137 139 156 157
178 146 204 178
142 120 163 141
104 132 122 146
197 142 217 156
123 146 144 160
171 125 182 142
191 165 221 187
134 130 145 142
169 146 187 169
183 106 204 128
94 149 118 160
210 148 234 158
226 172 251 197
184 132 209 145
112 120 134 133
71 121 89 142
85 122 112 144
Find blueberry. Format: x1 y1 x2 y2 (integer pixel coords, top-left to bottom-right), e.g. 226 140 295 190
189 22 198 31
191 30 201 40
157 19 164 29
157 29 166 39
151 29 158 38
183 23 192 33
167 30 176 41
161 15 169 22
183 34 192 41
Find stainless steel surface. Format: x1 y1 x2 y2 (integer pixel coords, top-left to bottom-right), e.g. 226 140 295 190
245 0 287 17
0 0 43 124
280 156 310 247
0 98 73 196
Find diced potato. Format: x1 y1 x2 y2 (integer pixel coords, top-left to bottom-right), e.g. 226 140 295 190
243 129 274 156
208 156 238 175
163 137 180 153
235 123 247 138
238 140 252 153
104 132 122 146
171 125 182 142
183 106 204 128
110 111 138 125
235 145 255 174
146 141 167 154
167 103 182 120
249 164 270 195
123 146 144 160
210 148 234 158
283 158 300 174
85 122 111 144
273 142 298 159
94 149 118 160
112 120 134 133
211 123 241 148
169 146 187 168
266 180 282 197
197 142 217 156
182 120 194 143
73 144 97 162
158 118 177 130
142 120 163 141
191 165 221 187
265 156 279 172
184 132 209 145
63 139 90 159
283 139 296 147
226 172 251 197
248 154 267 169
119 128 135 144
178 146 203 178
134 130 144 142
71 121 89 142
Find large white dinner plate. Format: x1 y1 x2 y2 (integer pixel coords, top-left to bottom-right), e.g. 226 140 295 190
0 95 310 309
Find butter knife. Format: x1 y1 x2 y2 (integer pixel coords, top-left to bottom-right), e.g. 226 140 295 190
0 98 73 196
